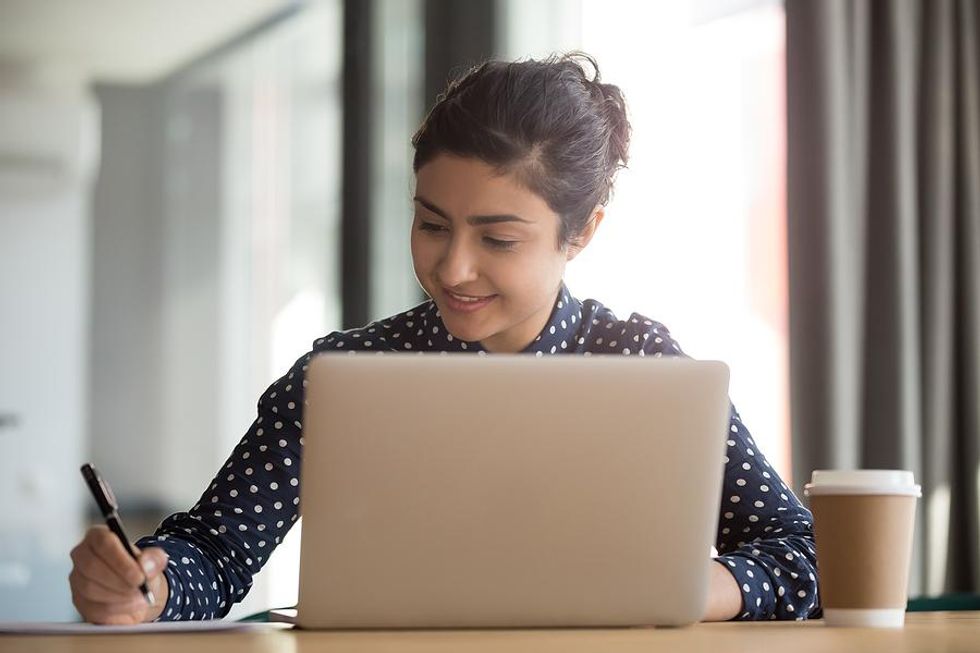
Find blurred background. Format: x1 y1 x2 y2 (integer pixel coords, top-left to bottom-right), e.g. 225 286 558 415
0 0 976 623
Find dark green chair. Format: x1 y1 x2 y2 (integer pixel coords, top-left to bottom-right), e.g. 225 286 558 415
907 594 980 612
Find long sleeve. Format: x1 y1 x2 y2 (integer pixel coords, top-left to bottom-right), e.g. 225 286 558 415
712 406 820 620
135 350 311 620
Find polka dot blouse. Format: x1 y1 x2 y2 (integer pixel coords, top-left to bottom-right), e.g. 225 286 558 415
136 283 820 622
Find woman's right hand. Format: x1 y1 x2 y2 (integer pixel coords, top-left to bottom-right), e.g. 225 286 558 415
69 525 170 624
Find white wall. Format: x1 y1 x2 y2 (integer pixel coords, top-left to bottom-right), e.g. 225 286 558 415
0 84 98 620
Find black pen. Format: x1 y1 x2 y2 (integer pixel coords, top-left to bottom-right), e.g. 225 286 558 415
80 463 155 606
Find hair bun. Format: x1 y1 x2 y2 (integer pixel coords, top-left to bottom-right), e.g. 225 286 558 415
556 52 630 171
596 81 631 171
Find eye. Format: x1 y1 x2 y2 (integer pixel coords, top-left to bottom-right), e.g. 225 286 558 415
418 221 447 233
418 220 517 251
484 237 517 250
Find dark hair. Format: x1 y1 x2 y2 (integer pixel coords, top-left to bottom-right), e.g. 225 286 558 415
412 52 631 250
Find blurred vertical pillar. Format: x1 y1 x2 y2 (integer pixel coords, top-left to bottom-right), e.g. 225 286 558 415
424 0 497 113
342 0 374 328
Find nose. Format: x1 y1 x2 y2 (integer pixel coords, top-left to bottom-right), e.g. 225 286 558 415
436 235 479 288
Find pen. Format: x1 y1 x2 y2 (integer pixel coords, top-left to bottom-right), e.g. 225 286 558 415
80 463 156 606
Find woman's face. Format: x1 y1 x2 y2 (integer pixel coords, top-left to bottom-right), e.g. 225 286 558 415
411 154 594 353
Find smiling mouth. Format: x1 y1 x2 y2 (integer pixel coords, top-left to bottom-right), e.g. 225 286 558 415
445 289 496 303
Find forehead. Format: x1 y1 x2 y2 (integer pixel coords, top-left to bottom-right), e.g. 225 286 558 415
415 154 555 221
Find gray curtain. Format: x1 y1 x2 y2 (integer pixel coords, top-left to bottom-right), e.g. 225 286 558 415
786 0 980 596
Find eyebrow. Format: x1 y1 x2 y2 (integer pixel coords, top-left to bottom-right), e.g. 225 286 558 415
413 196 533 226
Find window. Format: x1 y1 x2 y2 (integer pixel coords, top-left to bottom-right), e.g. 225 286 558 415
501 0 791 481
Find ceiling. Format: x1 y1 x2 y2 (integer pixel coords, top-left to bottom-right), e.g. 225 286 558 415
0 0 296 85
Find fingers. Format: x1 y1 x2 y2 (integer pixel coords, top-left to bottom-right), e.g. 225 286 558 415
69 567 140 604
70 565 149 624
137 547 169 580
80 597 151 625
70 539 135 594
69 526 169 624
86 526 146 588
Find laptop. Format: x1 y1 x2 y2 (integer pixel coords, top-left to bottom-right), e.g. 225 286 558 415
296 353 730 628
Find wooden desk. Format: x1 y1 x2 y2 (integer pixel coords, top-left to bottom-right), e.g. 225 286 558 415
3 612 979 653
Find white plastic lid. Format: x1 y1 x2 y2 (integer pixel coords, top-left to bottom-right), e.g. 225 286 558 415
803 469 921 497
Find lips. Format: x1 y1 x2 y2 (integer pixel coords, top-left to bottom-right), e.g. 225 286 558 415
446 289 495 302
443 288 497 313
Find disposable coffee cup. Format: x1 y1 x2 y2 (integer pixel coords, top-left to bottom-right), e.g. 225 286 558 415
804 470 921 628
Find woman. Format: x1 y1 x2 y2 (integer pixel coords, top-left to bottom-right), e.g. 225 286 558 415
68 53 819 624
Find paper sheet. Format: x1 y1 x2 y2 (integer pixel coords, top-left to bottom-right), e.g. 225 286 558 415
0 619 275 635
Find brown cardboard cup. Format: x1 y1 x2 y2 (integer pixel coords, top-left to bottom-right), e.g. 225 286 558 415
804 470 920 628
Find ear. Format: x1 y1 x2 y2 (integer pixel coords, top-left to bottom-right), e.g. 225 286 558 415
565 207 605 262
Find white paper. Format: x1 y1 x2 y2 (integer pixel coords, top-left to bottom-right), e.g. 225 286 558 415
0 619 274 635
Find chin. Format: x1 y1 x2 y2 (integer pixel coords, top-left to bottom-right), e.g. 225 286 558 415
439 315 490 343
431 303 496 341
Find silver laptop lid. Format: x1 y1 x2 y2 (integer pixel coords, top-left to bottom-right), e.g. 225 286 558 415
297 354 730 628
